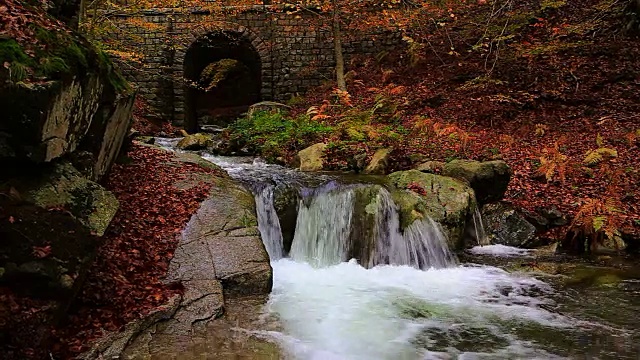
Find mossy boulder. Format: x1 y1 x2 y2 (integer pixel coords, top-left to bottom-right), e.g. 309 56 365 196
348 184 386 267
176 133 213 151
295 143 327 171
13 161 118 236
442 160 511 204
0 29 134 180
387 170 476 249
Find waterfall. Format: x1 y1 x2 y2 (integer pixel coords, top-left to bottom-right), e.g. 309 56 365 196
289 189 355 267
255 185 284 260
287 186 455 270
472 207 490 246
373 188 456 269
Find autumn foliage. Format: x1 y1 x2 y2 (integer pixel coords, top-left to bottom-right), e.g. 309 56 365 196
0 144 222 359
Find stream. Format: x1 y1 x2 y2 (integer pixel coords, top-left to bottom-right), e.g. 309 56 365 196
154 138 640 359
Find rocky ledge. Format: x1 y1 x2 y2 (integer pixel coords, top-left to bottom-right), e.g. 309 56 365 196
80 149 273 359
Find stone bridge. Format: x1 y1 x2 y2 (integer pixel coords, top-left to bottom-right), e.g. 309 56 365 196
109 5 401 130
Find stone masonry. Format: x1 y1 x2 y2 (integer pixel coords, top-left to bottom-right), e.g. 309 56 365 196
108 5 402 126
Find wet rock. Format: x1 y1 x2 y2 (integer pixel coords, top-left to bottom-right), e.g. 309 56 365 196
414 161 445 174
295 143 326 171
348 185 385 266
481 202 537 248
273 184 300 254
442 160 511 204
168 177 272 297
364 148 393 174
13 161 118 236
176 133 213 151
387 170 476 249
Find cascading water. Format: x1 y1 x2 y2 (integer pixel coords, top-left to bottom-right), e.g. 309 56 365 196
289 188 355 267
371 188 456 269
155 139 636 360
254 185 284 260
472 207 490 246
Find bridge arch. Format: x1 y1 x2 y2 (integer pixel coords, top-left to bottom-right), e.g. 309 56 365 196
174 23 272 132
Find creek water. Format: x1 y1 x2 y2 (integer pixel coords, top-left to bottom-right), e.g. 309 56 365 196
156 139 640 359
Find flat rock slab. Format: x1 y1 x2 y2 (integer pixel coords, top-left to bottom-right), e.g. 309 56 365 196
84 171 273 359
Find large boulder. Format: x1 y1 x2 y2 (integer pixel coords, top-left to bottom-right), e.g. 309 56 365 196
481 202 537 248
176 133 213 151
348 185 385 266
387 170 476 249
0 36 134 181
295 143 326 171
12 161 118 236
0 201 100 299
364 148 393 174
442 160 511 204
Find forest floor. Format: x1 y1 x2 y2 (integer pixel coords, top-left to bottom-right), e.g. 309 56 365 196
1 0 639 358
253 0 640 248
0 145 223 359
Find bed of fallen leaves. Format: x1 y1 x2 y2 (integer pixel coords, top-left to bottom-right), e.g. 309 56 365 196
0 144 224 359
284 0 640 242
131 97 181 136
51 144 224 358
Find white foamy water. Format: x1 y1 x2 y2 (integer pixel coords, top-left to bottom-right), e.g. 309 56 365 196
469 244 533 257
264 259 568 360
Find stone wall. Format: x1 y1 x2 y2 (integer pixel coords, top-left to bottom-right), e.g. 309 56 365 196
109 6 402 126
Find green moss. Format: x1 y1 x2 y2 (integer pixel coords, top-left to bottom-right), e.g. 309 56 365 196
0 39 33 64
2 24 130 93
63 41 89 69
39 56 70 77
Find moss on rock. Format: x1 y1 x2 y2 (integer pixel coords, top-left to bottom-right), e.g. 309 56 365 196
387 170 476 249
14 161 118 236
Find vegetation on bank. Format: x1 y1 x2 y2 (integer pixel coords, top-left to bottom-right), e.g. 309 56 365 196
224 0 640 253
0 0 128 91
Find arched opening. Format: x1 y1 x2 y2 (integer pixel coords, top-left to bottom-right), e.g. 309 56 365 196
183 31 262 132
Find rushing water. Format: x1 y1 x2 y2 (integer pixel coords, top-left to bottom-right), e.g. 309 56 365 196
156 139 640 359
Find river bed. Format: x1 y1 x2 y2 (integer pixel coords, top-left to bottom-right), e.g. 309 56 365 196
146 139 640 359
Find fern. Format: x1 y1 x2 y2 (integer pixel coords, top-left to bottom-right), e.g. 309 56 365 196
568 197 625 252
535 123 549 136
583 147 618 166
538 143 568 183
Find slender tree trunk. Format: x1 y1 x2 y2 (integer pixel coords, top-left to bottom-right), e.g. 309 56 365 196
332 0 347 91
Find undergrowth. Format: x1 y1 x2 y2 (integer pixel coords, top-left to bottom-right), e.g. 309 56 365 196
226 110 333 162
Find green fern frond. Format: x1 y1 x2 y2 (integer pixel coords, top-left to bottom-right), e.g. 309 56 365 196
582 147 617 166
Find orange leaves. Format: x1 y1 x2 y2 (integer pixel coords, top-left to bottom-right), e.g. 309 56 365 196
45 144 217 358
406 181 427 195
537 141 569 184
332 88 353 106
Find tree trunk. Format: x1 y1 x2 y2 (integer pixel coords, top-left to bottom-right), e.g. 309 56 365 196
332 0 347 91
